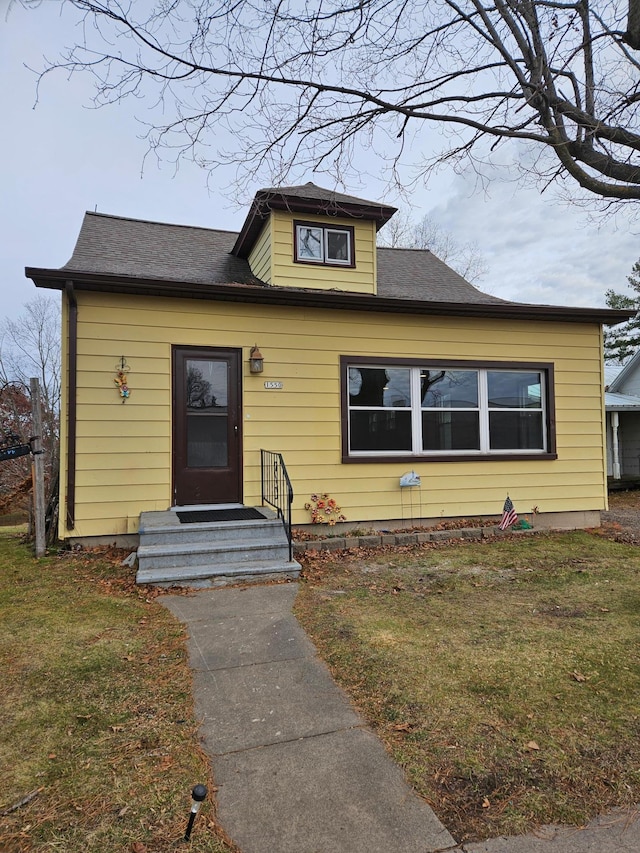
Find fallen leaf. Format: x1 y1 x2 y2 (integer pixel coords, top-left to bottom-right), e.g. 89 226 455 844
48 753 56 760
393 722 411 732
571 671 587 682
526 740 540 751
131 843 147 853
482 797 491 808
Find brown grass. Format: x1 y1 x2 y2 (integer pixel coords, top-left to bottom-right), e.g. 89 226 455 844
607 488 640 509
295 529 640 843
0 532 238 853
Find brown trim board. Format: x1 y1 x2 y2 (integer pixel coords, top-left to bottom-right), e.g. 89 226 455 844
65 281 78 530
25 268 634 326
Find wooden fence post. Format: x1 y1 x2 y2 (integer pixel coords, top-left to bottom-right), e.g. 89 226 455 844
30 378 46 558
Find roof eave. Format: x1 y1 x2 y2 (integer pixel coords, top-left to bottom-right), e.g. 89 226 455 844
25 267 635 325
606 403 640 410
231 190 397 258
609 348 640 392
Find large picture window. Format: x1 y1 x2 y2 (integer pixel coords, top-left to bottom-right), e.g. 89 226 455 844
342 358 555 461
294 221 354 266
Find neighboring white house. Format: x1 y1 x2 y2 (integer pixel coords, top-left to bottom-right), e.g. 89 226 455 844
605 352 640 480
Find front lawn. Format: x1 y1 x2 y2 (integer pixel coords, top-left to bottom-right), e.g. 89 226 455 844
295 530 640 842
0 531 237 853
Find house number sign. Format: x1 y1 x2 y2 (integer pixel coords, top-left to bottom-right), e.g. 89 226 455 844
264 381 283 389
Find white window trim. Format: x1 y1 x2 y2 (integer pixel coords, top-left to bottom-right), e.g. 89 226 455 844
346 364 549 458
295 222 353 266
324 227 352 265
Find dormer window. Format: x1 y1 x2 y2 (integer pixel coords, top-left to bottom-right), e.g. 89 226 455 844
294 221 355 267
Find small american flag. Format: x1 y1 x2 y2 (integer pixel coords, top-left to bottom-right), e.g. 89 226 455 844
499 495 518 530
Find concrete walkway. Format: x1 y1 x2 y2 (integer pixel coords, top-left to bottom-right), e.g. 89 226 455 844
161 583 640 853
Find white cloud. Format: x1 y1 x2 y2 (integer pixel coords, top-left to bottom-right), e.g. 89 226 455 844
421 164 640 307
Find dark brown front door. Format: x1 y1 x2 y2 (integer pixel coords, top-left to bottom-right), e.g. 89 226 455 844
172 346 242 506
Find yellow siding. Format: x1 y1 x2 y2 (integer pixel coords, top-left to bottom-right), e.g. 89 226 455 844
248 220 273 283
269 210 377 293
59 290 608 539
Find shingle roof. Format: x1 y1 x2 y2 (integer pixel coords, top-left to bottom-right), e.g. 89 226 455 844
59 211 507 306
27 207 635 325
60 213 262 285
376 246 508 305
256 182 396 211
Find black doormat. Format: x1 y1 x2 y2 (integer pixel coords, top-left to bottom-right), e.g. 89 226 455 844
176 507 267 524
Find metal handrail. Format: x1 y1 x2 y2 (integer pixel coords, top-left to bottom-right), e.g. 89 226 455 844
260 449 294 562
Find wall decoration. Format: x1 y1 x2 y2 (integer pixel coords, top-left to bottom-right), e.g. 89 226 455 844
114 358 131 402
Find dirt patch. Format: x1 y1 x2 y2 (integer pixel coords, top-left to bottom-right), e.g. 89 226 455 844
600 490 640 544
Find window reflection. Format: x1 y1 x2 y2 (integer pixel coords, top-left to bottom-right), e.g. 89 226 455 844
186 359 228 468
487 372 541 408
421 370 478 408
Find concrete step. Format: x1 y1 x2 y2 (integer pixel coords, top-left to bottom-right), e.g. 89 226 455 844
138 519 284 547
137 539 291 571
135 505 299 587
136 559 301 587
139 509 279 543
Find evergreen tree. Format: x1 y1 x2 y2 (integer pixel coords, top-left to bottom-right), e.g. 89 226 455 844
604 261 640 364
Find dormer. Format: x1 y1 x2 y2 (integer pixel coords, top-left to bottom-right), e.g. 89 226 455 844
231 183 396 295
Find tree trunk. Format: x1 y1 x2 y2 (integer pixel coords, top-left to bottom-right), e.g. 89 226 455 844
627 0 640 49
30 378 46 557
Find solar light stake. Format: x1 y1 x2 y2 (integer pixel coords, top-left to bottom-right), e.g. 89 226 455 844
184 784 207 842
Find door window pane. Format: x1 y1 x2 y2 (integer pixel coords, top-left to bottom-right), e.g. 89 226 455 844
187 416 228 467
185 359 228 468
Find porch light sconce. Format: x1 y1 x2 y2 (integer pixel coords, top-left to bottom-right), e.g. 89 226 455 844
249 344 264 374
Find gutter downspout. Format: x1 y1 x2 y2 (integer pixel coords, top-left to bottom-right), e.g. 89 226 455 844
65 281 77 529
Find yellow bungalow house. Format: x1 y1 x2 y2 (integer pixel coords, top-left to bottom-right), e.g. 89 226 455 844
26 183 632 584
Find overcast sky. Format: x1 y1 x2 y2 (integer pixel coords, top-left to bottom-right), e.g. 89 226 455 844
2 2 639 324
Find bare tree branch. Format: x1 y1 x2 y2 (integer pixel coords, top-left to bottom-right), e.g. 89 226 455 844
0 295 60 512
377 209 489 282
23 0 640 202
